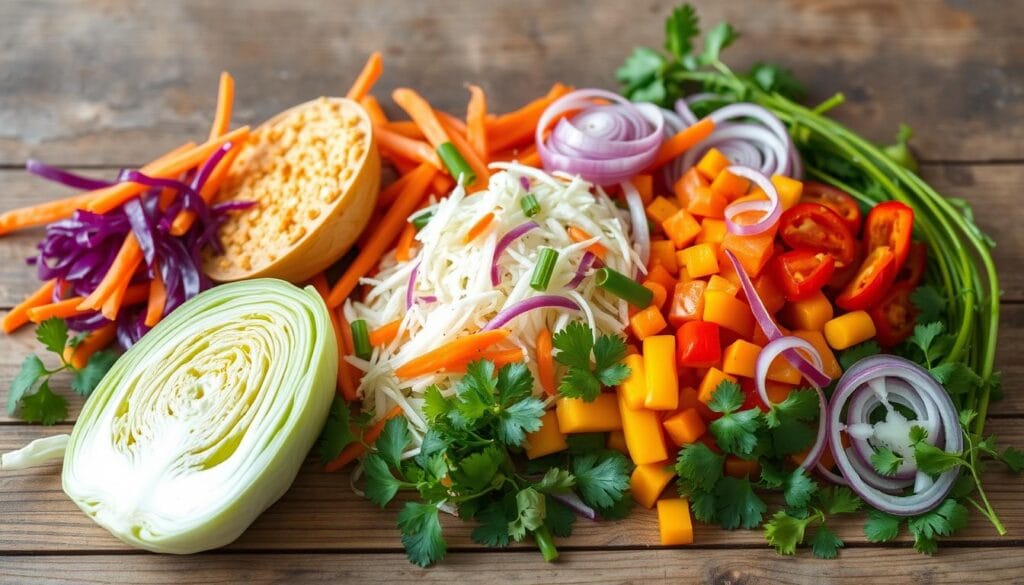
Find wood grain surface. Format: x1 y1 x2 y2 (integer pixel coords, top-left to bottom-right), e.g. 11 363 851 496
0 0 1021 583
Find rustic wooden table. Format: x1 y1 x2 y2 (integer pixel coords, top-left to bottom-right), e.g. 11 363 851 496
1 1 1022 583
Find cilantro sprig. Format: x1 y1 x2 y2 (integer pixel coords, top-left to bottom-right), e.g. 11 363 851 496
552 322 630 402
7 318 117 425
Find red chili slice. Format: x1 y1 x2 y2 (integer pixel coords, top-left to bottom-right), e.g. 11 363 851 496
869 282 919 347
800 181 863 234
771 249 836 301
864 201 914 272
778 202 856 266
836 245 897 311
896 241 927 287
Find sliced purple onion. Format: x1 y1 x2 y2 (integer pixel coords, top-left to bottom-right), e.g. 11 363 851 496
621 180 650 266
26 160 114 191
405 263 420 310
551 492 597 521
566 251 598 290
723 166 781 236
490 221 539 286
519 176 531 192
482 295 580 331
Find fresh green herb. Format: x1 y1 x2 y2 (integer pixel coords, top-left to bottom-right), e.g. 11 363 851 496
837 341 880 371
706 381 761 457
530 248 559 291
436 142 476 186
7 318 117 425
594 267 654 309
520 193 541 217
317 396 358 462
763 485 861 558
350 319 372 360
552 322 630 402
870 447 903 477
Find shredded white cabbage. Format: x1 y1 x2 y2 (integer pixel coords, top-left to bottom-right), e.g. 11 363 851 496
347 164 639 447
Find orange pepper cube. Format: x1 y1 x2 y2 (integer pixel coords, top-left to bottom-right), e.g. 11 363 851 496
706 274 738 297
643 335 678 410
702 290 755 338
631 462 676 509
696 148 731 181
662 209 702 249
645 263 677 292
680 243 720 279
646 196 681 226
771 174 804 211
650 240 679 275
619 354 648 410
607 430 629 455
697 218 727 244
556 394 622 433
710 169 750 200
697 367 738 404
616 390 669 465
722 225 777 278
766 354 803 384
525 410 569 460
721 339 763 378
685 186 729 219
663 408 706 446
668 280 707 327
780 290 834 331
657 498 694 545
630 305 667 341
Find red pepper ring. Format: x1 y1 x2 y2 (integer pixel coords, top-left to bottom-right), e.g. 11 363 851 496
870 282 919 347
800 181 863 234
772 249 836 301
897 241 927 287
865 200 914 272
836 245 897 311
778 202 857 267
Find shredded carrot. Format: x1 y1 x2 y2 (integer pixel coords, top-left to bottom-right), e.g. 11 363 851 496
486 83 572 153
436 114 490 187
466 85 489 160
568 226 607 260
646 118 716 171
326 163 437 308
335 309 359 402
208 72 235 140
374 126 443 169
378 173 413 208
324 405 404 472
2 280 58 333
63 323 117 370
346 52 383 102
519 147 543 168
395 222 417 261
383 157 453 207
391 88 450 148
463 212 495 244
360 95 389 126
448 347 525 373
86 126 251 214
394 329 510 379
144 261 167 327
78 235 142 311
27 298 88 323
169 145 243 235
536 329 557 396
383 121 425 139
100 278 147 321
435 110 468 137
369 319 402 347
309 274 359 400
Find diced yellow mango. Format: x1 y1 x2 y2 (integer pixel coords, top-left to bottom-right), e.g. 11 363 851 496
697 367 738 404
703 290 755 338
706 274 738 297
771 174 803 210
680 243 720 279
721 339 763 378
650 240 679 275
646 196 681 225
525 410 569 460
617 389 669 465
607 430 629 455
767 354 804 384
780 290 834 331
643 335 678 410
662 408 706 446
696 148 731 180
657 498 694 545
556 394 622 433
618 354 647 410
697 218 727 244
824 310 876 350
631 462 676 509
792 329 842 380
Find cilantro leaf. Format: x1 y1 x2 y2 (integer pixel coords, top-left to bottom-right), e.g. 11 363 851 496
35 318 68 356
909 322 945 367
764 510 810 555
552 322 593 370
572 452 630 509
664 4 699 60
616 48 667 103
457 446 505 491
558 368 602 402
535 467 575 494
870 447 903 477
472 500 514 547
783 469 817 509
817 486 861 515
497 362 534 405
553 323 629 402
363 454 404 507
864 509 902 542
70 350 117 397
416 428 448 467
508 487 546 541
497 397 545 447
768 415 816 456
7 354 45 414
676 441 724 494
318 397 356 463
594 492 635 521
543 495 576 537
838 341 880 371
455 360 498 423
809 524 843 559
747 63 805 101
929 362 981 396
908 499 968 541
19 381 68 426
713 477 766 529
700 22 738 64
376 417 411 469
398 502 446 567
765 388 819 428
422 385 451 422
913 441 962 477
592 334 629 386
910 285 946 324
707 380 744 413
709 407 760 456
1000 446 1024 473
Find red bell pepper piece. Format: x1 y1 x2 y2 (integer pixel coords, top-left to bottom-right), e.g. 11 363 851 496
676 321 721 368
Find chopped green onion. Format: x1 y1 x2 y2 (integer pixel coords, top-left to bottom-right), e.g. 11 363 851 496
411 211 433 231
595 267 653 308
351 319 372 360
436 142 476 186
520 194 541 217
530 248 559 291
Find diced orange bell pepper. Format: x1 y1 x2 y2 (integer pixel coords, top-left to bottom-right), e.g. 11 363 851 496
607 430 629 455
619 354 647 410
710 169 751 200
662 209 702 249
697 218 727 244
678 386 700 411
707 274 738 297
721 224 778 278
792 329 842 380
673 167 708 209
702 290 755 338
663 407 706 446
631 174 654 205
752 272 787 315
657 499 694 545
646 196 681 226
525 410 569 459
642 280 668 310
644 335 678 410
631 462 676 509
686 186 729 219
766 354 804 384
780 290 834 331
697 367 738 404
668 280 707 327
631 305 668 341
696 148 731 180
617 389 669 465
771 175 803 211
650 240 679 275
680 243 720 279
556 394 622 433
721 339 763 378
646 263 677 292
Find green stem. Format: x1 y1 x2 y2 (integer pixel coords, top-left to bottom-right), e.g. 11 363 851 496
811 93 845 115
533 526 559 562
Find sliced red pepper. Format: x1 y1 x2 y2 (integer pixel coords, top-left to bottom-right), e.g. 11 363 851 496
778 202 856 266
771 250 836 301
836 245 897 310
676 321 721 368
668 280 707 327
827 240 863 291
800 181 863 234
864 201 914 271
896 241 927 287
869 282 919 347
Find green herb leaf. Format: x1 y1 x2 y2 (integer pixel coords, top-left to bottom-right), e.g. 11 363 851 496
35 317 69 356
700 22 738 64
553 323 630 402
907 499 968 554
1000 446 1024 473
838 341 880 371
593 334 630 387
909 322 944 366
929 362 981 396
707 384 761 456
71 350 117 397
318 397 356 463
664 4 699 60
508 487 546 541
497 397 545 447
457 446 505 491
909 285 945 324
765 388 819 428
572 452 630 509
423 385 451 422
376 417 411 469
809 524 843 559
913 441 962 477
398 501 446 567
713 477 766 530
870 447 903 477
747 63 805 101
543 495 577 537
763 510 810 555
535 467 575 494
363 454 404 507
676 441 724 494
7 354 45 414
783 468 817 509
864 509 902 542
472 500 514 547
616 48 667 102
817 486 862 515
18 381 68 426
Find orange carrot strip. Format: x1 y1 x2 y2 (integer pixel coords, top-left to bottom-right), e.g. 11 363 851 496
394 329 510 379
435 110 468 137
463 212 495 244
324 405 404 472
169 145 243 235
360 95 389 126
536 329 557 396
310 274 359 399
448 347 526 373
346 52 383 102
2 280 58 333
519 147 543 168
369 319 402 347
391 88 450 148
209 71 235 140
144 261 167 327
87 126 251 214
63 323 117 370
486 83 572 153
378 173 413 208
436 114 490 187
326 163 437 308
27 298 88 323
383 121 425 140
385 157 453 205
395 222 417 262
466 85 489 160
100 276 147 321
335 309 359 402
78 235 142 311
374 126 443 169
568 226 607 260
646 118 716 171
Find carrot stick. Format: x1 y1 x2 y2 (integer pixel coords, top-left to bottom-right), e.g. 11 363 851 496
369 319 402 347
360 95 389 126
487 83 572 153
536 329 557 396
144 261 167 327
169 144 243 235
326 163 437 308
63 323 117 369
383 121 425 140
568 226 607 260
394 222 417 262
435 110 468 137
448 346 525 373
394 329 510 379
466 85 489 160
310 274 359 400
374 126 443 169
378 173 413 208
3 280 58 333
209 72 235 140
87 126 251 214
463 212 494 244
78 235 142 311
27 298 88 323
100 275 146 321
436 114 490 187
324 405 404 472
346 52 383 102
646 118 716 171
382 157 453 207
391 88 450 148
519 147 542 168
335 308 360 401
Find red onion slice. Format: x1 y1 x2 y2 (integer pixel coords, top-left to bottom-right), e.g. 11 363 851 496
406 262 420 310
490 221 539 286
482 295 581 331
621 180 650 266
723 166 781 236
551 492 597 521
566 251 598 290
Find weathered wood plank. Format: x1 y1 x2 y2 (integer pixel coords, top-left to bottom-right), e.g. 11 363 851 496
1 420 1020 553
1 0 1022 166
3 548 1024 585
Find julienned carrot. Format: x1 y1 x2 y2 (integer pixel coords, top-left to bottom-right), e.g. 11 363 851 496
100 279 149 321
383 157 453 207
369 319 402 347
395 222 417 262
360 95 389 126
646 118 716 171
62 323 117 370
27 298 88 323
435 110 468 138
536 329 556 396
324 405 404 472
327 163 437 308
568 226 607 260
394 329 511 379
448 347 525 373
466 85 488 160
144 261 167 327
436 114 490 187
463 212 495 244
87 126 251 214
208 72 235 141
486 83 572 153
493 144 541 168
309 274 359 400
2 280 58 333
78 235 142 311
346 52 383 102
391 88 450 149
335 308 360 401
383 121 425 140
374 126 443 169
169 145 243 235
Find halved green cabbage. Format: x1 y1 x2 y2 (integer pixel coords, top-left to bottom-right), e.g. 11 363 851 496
61 278 337 553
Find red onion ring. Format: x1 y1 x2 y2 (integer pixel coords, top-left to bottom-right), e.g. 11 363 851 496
828 355 962 516
680 103 800 178
724 250 831 388
536 89 664 185
490 221 539 286
621 180 650 266
566 251 598 290
551 492 597 521
723 166 781 236
482 295 581 331
406 262 420 310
